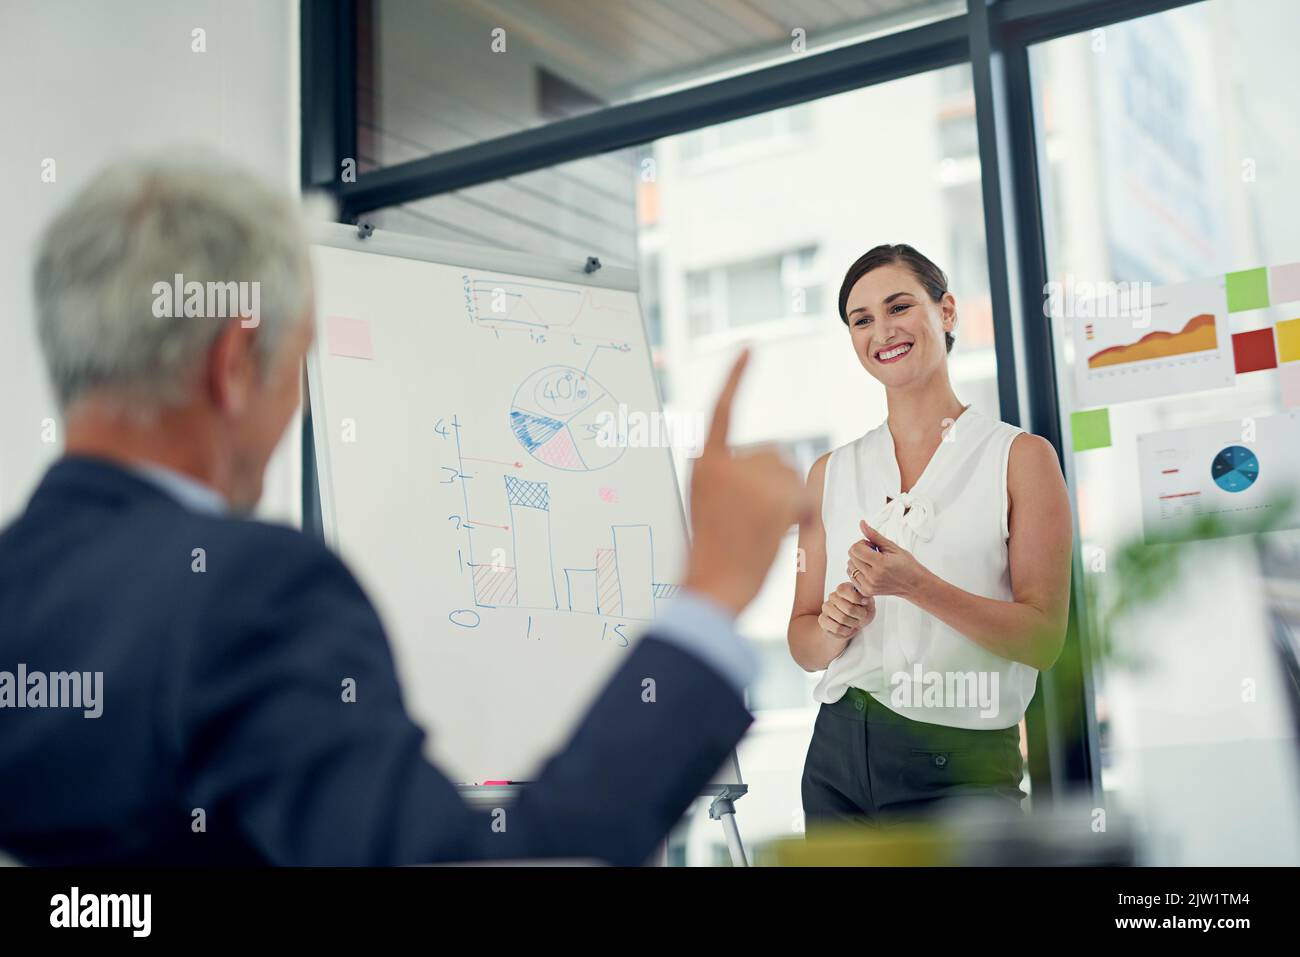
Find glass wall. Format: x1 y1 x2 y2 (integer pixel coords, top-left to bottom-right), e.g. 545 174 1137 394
1031 0 1300 863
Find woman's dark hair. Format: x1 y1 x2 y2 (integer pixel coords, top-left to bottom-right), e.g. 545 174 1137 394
837 244 955 354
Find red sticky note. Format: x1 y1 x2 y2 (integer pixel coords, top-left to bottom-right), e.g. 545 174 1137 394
1231 328 1277 374
326 315 374 360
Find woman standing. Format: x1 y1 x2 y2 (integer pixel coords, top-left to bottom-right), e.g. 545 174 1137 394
788 244 1073 826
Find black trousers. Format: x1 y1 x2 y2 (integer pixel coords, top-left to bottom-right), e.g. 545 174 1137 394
801 687 1026 827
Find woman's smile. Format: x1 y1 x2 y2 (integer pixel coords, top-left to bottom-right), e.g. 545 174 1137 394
874 340 914 364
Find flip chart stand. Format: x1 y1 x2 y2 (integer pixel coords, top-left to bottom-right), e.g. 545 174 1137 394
705 783 750 866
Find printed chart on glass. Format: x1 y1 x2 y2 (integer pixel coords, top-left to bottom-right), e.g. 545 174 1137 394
307 226 692 784
1066 261 1300 544
1070 275 1237 408
1136 410 1300 543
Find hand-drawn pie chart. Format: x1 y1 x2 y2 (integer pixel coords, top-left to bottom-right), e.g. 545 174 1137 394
509 366 625 471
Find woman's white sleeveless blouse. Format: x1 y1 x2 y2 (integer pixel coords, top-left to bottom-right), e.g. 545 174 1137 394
813 406 1038 730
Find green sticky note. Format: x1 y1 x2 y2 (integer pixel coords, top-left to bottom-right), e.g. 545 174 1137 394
1071 408 1111 452
1226 268 1269 312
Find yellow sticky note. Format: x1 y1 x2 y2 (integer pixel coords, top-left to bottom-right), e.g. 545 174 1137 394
1276 317 1300 364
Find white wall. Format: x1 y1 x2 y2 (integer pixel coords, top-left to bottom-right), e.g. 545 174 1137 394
0 0 301 524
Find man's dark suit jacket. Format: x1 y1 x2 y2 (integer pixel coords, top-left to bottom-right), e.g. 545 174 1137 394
0 457 751 865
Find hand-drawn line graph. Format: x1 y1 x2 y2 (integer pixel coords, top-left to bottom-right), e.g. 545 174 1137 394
464 274 634 348
439 414 678 625
509 366 625 471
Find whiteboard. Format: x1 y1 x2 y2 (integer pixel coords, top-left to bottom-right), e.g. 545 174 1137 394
307 224 740 788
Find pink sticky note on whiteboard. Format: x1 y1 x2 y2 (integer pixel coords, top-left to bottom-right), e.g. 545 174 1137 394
326 316 374 360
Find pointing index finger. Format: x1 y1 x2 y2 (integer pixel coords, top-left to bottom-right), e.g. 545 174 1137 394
705 348 750 453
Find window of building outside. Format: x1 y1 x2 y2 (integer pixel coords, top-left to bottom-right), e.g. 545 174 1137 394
684 245 823 337
1031 0 1300 855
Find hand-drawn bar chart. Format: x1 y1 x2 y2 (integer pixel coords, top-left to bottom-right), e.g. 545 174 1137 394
506 475 556 608
561 525 664 618
457 424 677 621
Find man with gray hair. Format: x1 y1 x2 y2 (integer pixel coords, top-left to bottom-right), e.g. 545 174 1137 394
0 157 809 865
31 158 317 511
